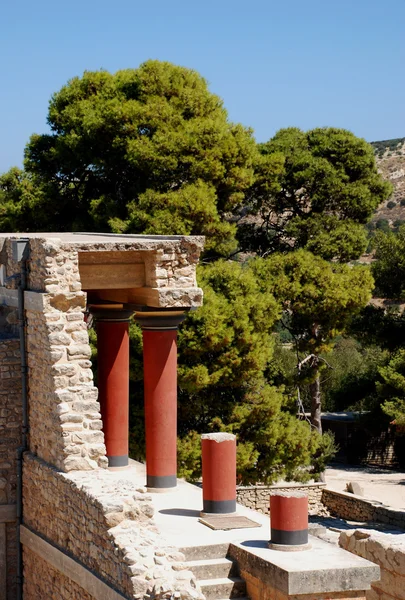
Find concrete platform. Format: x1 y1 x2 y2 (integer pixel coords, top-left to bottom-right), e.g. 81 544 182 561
105 461 380 595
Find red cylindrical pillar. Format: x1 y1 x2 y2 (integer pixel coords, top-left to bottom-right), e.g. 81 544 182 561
143 328 178 490
135 310 187 491
95 309 132 467
201 433 236 514
269 492 309 549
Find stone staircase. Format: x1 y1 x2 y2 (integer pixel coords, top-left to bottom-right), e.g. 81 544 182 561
180 543 249 600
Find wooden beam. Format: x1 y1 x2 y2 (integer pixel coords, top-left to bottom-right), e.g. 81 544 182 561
0 505 16 523
79 263 145 290
20 526 129 600
78 251 144 265
88 288 161 306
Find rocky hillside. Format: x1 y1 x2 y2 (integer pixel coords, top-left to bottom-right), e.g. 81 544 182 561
370 137 405 225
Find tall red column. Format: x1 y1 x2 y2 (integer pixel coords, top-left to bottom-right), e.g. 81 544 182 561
136 311 187 491
94 308 133 468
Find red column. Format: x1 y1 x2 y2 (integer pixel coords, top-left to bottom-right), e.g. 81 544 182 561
143 328 177 489
136 311 187 491
201 433 237 514
269 492 309 549
96 311 132 467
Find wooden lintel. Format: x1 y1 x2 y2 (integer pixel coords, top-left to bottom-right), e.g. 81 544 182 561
79 263 145 290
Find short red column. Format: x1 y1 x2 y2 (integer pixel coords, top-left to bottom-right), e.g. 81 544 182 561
94 309 133 467
136 311 187 491
269 492 309 550
201 433 236 514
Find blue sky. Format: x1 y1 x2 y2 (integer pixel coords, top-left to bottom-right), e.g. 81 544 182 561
1 0 404 173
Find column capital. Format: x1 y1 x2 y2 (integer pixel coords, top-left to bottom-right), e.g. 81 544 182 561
89 304 134 323
134 308 190 331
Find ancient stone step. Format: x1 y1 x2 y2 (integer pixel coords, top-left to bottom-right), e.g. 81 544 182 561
179 543 230 561
198 577 247 600
186 557 237 580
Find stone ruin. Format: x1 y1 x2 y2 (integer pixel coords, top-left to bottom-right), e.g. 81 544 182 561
0 232 204 599
0 232 394 600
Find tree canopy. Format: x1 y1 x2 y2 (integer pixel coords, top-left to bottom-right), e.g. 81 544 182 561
252 250 374 432
129 259 332 483
372 224 405 299
3 60 390 478
239 127 392 261
2 61 258 256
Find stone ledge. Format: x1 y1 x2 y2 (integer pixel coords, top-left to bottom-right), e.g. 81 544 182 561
20 525 129 600
228 536 380 595
237 482 327 491
322 488 405 529
324 488 384 506
0 288 18 308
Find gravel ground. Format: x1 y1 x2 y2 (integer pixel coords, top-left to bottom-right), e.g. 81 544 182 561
324 464 405 510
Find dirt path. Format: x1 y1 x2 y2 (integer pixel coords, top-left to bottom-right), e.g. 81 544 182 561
325 464 405 509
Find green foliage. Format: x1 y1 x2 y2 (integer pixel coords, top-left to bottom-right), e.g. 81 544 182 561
321 337 389 412
393 219 405 232
240 127 392 261
379 350 405 426
127 260 332 483
3 61 258 256
178 261 280 395
370 137 405 155
0 167 56 231
253 250 374 356
387 200 397 209
251 250 374 435
309 431 338 478
176 260 327 483
350 305 405 352
372 225 405 299
375 218 391 232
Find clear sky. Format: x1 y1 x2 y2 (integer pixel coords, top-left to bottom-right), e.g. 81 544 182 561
1 0 404 173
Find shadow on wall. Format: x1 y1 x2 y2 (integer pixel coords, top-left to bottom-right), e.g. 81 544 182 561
0 306 19 340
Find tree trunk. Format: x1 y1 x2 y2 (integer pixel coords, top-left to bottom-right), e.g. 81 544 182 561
309 369 322 434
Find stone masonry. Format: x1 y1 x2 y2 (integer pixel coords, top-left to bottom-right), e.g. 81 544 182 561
237 483 329 517
23 453 202 600
322 488 405 530
0 233 204 473
340 529 405 600
0 233 204 599
0 338 21 599
0 233 384 600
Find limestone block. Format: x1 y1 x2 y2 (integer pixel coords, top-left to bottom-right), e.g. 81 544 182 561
63 457 98 471
67 344 92 358
59 413 84 424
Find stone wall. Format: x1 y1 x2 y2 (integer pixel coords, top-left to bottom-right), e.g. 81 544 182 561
0 234 204 474
23 548 94 600
0 233 207 599
240 568 367 600
339 529 405 600
0 337 21 598
23 453 202 600
23 238 107 472
322 488 405 529
237 483 328 516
